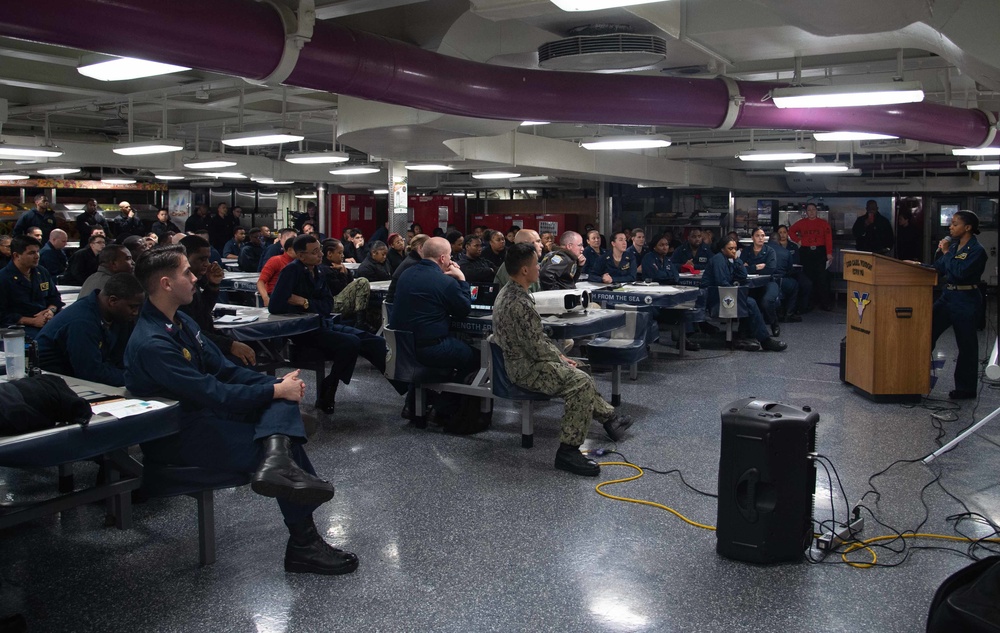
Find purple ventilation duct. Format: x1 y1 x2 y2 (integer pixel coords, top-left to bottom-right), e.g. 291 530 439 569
2 0 997 149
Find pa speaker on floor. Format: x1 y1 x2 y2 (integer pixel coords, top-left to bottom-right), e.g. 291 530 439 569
716 397 817 564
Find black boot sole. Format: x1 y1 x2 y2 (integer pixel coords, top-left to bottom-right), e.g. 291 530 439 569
285 557 359 575
251 475 335 505
555 460 601 477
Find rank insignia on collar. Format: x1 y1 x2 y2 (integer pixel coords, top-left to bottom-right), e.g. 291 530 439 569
182 347 192 361
164 322 174 333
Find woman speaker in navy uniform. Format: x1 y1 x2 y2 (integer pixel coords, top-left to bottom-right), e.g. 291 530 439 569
930 210 988 400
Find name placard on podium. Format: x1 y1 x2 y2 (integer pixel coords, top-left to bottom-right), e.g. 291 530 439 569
842 251 938 401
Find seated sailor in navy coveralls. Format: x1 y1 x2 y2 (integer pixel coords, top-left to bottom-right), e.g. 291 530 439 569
0 235 63 338
702 237 786 353
740 227 782 336
671 228 713 271
928 211 988 400
771 225 805 321
587 231 637 284
125 245 358 576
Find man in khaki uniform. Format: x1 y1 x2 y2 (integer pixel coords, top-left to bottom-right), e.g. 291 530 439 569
492 244 633 477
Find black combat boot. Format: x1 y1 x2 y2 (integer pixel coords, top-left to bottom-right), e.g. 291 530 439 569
285 516 359 575
554 444 600 477
251 435 335 505
602 413 634 442
314 376 338 415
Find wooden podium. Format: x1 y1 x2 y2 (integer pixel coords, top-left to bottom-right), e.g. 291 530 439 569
842 251 938 401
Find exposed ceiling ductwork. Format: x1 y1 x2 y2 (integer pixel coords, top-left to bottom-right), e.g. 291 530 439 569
0 0 996 152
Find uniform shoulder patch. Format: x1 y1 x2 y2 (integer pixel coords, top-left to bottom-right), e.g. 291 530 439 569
551 254 563 264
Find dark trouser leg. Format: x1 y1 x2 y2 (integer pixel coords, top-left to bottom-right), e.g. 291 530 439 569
750 282 780 324
939 292 982 394
744 300 771 342
298 328 360 386
330 324 387 374
794 271 812 313
141 400 320 524
416 337 480 380
800 248 830 309
779 277 799 315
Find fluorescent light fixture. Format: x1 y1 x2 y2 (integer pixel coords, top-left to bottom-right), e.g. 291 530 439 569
472 172 521 179
510 175 557 183
102 177 137 184
813 131 898 141
154 174 186 180
737 149 816 162
0 173 29 181
373 189 389 194
771 81 924 108
284 151 350 164
520 121 550 126
0 142 63 158
784 162 851 173
184 159 237 169
525 189 538 195
581 135 671 150
295 193 318 199
551 0 664 11
404 164 453 171
36 167 81 175
221 129 305 147
201 172 247 179
252 177 295 185
112 139 184 155
77 57 190 81
953 147 1000 156
330 165 381 175
965 161 1000 171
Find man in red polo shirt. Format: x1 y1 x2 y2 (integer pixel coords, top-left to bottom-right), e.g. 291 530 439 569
258 236 296 307
789 203 833 311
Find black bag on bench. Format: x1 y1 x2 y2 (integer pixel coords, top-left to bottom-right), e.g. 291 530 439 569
0 375 92 436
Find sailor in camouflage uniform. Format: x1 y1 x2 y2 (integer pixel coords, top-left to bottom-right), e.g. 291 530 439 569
492 244 633 477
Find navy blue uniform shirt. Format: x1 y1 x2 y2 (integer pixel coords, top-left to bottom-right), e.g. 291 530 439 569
741 244 777 276
934 235 987 285
583 245 604 275
269 259 335 315
238 243 263 272
771 240 801 275
38 243 68 276
36 290 130 386
701 252 748 288
125 301 275 414
588 250 637 283
388 259 471 340
641 251 679 283
13 209 58 243
671 242 713 270
257 242 284 272
0 261 62 327
222 238 243 259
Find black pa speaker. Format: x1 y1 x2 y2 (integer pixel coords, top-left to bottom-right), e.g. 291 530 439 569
716 397 818 564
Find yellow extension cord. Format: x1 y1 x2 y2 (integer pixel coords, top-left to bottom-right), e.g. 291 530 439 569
595 461 1000 568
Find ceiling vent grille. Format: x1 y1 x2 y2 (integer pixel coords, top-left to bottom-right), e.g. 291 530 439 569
538 34 667 72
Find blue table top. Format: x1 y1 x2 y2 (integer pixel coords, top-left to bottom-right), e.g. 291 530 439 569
212 304 321 342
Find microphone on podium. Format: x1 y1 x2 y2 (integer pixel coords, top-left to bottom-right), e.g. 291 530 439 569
936 235 952 255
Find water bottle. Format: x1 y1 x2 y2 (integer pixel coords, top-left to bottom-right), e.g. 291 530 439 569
3 328 26 380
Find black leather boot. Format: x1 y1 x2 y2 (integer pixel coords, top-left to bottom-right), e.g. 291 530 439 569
251 435 335 505
554 444 600 477
602 413 634 442
285 516 359 575
314 376 337 415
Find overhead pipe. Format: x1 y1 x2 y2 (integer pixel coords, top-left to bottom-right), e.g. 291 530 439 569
1 0 997 149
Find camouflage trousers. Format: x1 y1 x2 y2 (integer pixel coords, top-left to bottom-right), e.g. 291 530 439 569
333 278 370 317
512 361 615 446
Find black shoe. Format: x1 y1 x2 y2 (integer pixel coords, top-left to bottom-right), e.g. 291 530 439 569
734 338 761 352
676 339 700 352
771 323 781 337
786 313 803 323
948 389 976 400
602 414 634 442
251 435 335 505
554 444 600 477
760 337 787 352
699 322 721 335
314 379 338 415
285 517 359 576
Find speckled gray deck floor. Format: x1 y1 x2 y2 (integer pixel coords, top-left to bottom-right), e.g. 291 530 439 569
2 304 999 633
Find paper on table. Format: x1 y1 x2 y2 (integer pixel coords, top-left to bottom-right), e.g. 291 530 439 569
214 315 260 324
92 399 169 419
